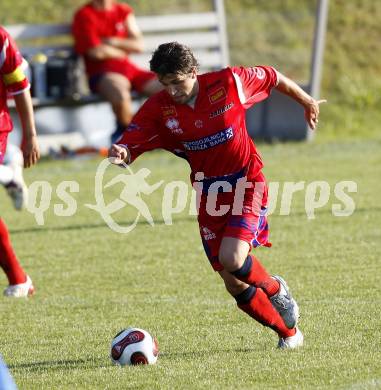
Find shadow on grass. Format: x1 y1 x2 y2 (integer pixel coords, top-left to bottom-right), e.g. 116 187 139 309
9 215 196 235
10 205 380 236
9 358 107 372
160 346 262 360
9 347 260 372
264 206 381 219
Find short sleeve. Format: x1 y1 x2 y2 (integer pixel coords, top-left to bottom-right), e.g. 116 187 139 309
72 7 102 55
0 28 29 95
118 3 133 18
231 66 279 109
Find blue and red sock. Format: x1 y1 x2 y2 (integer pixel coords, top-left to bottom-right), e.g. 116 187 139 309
235 286 296 338
232 255 280 296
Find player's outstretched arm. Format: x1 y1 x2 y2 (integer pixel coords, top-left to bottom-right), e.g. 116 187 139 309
275 72 326 130
108 144 130 165
13 90 40 168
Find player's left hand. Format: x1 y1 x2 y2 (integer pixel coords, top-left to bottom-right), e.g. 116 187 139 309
21 134 40 168
304 99 327 130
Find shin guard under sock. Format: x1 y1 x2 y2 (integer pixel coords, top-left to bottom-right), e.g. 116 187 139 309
235 286 295 339
232 255 279 296
0 219 26 285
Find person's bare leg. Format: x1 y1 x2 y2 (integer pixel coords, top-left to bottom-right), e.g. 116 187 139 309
141 78 163 96
218 237 297 341
97 73 133 142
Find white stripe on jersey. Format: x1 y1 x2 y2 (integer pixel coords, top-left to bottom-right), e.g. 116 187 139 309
0 37 9 70
232 72 247 104
233 68 279 107
7 84 31 96
274 69 280 86
233 71 264 106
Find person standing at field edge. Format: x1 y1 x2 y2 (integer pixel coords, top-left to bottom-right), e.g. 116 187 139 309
0 26 40 297
109 42 326 348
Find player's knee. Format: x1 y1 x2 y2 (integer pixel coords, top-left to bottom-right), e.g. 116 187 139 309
218 238 249 272
218 247 245 272
109 88 131 105
98 75 131 104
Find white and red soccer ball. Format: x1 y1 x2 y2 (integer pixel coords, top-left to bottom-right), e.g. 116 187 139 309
110 327 159 366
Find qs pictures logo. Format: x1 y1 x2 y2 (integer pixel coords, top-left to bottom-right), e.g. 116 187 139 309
85 159 163 234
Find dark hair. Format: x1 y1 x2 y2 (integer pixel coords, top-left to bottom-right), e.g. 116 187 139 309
150 42 199 76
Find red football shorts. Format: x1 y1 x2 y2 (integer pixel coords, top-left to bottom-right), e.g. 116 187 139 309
125 62 156 93
0 132 9 164
197 171 270 271
89 60 156 93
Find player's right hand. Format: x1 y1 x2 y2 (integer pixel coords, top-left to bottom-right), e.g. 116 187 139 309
108 144 129 165
22 134 40 168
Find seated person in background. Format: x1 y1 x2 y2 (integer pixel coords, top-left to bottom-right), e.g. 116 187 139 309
72 0 163 144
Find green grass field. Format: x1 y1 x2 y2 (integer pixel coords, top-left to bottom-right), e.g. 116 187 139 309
1 0 380 388
0 139 380 389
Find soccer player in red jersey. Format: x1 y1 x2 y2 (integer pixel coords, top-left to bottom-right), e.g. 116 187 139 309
0 26 40 297
72 0 163 143
109 42 326 348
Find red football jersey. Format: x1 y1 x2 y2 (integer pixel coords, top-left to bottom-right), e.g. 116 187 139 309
118 66 278 180
0 26 30 133
72 2 136 77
